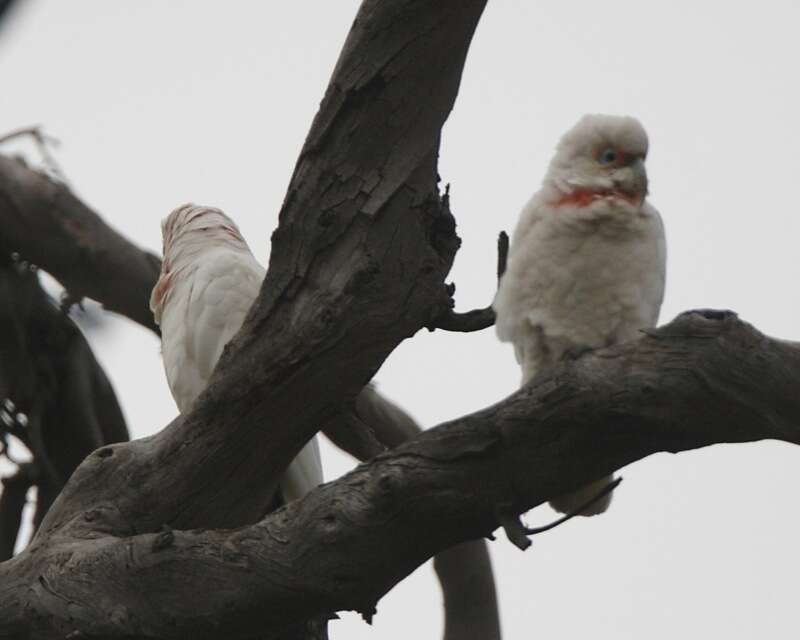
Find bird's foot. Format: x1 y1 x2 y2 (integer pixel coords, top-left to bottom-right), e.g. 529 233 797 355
492 477 623 551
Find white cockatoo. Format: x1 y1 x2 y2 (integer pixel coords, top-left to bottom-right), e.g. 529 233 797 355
493 114 666 515
150 204 323 503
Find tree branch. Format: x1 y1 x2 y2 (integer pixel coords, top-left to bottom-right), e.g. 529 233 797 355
0 0 489 534
0 154 162 332
0 258 129 558
4 310 798 639
20 0 488 545
330 382 501 640
431 231 509 332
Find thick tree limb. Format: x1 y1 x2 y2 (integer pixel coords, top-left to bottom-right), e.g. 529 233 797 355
3 311 798 638
0 154 162 332
0 3 496 626
0 0 488 533
25 0 487 542
335 382 501 640
0 157 408 466
2 2 790 640
0 259 129 558
1 4 761 640
0 2 490 638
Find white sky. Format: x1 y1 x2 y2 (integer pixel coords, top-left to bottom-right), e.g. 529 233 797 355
2 1 800 638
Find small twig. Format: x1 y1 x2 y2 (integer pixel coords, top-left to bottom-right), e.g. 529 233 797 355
496 230 509 283
497 477 623 551
59 290 85 315
433 306 495 332
0 126 54 147
496 504 533 551
429 231 509 333
359 602 378 625
0 125 67 183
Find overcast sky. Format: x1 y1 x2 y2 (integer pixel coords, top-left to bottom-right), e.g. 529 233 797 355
2 2 800 638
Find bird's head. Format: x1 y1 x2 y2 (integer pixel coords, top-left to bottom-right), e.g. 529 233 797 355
545 114 649 209
150 203 249 324
160 203 246 257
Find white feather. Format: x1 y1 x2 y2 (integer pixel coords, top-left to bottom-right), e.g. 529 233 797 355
494 115 666 514
152 204 323 503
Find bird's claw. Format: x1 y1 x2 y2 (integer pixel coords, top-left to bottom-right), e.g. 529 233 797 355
493 478 623 550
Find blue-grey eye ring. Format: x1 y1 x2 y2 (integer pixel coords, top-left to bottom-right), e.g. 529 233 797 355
599 148 617 164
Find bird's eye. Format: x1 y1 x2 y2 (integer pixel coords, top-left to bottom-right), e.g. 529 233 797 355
598 148 617 165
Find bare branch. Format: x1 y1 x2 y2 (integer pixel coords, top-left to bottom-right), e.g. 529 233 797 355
0 154 162 332
433 305 496 333
329 382 501 640
431 231 509 332
0 125 59 148
22 0 488 541
1 0 488 536
0 259 128 555
0 126 66 182
5 311 799 639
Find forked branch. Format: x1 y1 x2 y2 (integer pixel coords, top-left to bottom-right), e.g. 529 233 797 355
2 311 798 639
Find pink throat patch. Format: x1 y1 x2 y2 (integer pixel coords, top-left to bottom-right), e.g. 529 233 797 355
553 189 639 209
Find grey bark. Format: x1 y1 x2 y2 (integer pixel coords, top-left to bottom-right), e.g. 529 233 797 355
345 383 501 640
0 0 502 637
1 2 785 640
0 155 162 332
2 310 798 639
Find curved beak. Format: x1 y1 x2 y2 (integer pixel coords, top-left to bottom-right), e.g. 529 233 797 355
617 157 648 204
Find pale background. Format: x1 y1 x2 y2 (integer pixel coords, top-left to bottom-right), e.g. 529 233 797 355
2 2 799 638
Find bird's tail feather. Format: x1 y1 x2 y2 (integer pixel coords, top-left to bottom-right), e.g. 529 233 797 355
280 438 324 504
549 474 614 516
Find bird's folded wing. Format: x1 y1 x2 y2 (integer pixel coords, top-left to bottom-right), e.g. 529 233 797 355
188 251 266 382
